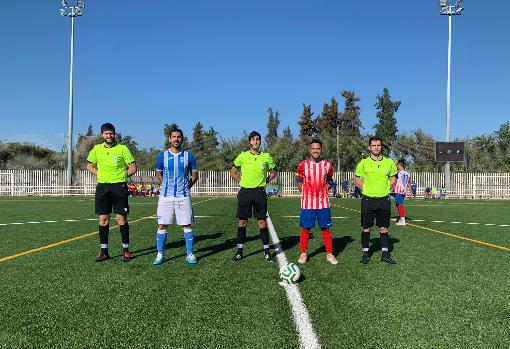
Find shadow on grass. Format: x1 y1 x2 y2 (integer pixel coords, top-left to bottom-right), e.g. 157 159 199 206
392 215 413 221
129 232 224 260
307 235 355 260
368 236 401 256
195 234 261 260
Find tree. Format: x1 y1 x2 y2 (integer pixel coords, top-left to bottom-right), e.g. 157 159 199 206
393 129 439 171
201 127 223 170
495 121 510 152
265 107 280 149
373 87 401 148
339 90 362 136
337 90 364 171
191 122 205 159
217 133 249 170
266 126 306 171
315 102 330 134
85 124 94 136
316 97 339 135
298 104 315 145
0 142 61 170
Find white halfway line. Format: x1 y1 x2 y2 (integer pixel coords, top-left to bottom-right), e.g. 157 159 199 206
267 214 321 349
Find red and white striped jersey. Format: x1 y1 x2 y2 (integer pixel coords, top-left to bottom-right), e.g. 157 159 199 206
394 170 411 195
295 159 334 209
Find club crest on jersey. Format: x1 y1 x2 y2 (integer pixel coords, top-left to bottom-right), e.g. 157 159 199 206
260 161 266 169
385 169 390 176
111 156 117 164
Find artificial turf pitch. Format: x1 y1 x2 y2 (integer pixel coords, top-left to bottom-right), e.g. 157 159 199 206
0 196 508 349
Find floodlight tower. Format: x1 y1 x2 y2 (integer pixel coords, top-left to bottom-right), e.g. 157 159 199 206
439 0 463 194
60 0 85 188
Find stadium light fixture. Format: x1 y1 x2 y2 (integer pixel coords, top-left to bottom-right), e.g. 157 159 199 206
439 0 464 194
60 0 85 188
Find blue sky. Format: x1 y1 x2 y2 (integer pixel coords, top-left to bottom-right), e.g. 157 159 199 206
1 1 509 150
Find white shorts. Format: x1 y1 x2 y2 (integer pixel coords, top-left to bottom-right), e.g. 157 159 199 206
157 196 194 226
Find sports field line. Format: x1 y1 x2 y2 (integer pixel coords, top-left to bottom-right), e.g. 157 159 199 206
282 215 349 219
0 197 217 263
0 215 152 263
267 214 321 349
330 203 510 252
0 216 213 227
405 223 510 252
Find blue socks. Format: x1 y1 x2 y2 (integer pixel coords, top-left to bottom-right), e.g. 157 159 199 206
156 229 194 256
184 229 194 255
156 230 167 255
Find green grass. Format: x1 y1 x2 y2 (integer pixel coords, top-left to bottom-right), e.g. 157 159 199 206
0 196 508 349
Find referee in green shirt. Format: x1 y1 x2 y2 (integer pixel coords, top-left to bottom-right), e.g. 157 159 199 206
355 136 397 264
230 131 277 262
87 123 137 263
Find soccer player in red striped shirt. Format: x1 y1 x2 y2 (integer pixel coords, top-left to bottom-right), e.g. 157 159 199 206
295 139 338 265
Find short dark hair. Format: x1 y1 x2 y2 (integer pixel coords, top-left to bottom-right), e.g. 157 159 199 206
169 128 184 138
368 136 383 146
310 138 322 147
248 131 261 141
397 159 406 168
100 123 116 134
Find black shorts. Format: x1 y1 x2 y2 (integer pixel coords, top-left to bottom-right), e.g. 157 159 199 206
361 196 391 229
95 182 130 215
237 187 267 220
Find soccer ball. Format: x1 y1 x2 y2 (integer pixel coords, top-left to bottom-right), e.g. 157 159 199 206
279 263 301 284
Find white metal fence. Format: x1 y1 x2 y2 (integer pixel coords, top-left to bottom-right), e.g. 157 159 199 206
1 170 510 198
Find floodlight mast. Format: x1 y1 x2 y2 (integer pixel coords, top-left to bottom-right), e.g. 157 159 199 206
439 0 463 195
60 0 85 189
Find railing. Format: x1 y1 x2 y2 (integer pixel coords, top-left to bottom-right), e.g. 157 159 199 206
1 170 510 198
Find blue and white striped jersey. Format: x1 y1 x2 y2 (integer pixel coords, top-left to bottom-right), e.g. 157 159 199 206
156 150 197 198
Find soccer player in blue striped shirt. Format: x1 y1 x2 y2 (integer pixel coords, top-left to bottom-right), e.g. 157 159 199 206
153 128 199 265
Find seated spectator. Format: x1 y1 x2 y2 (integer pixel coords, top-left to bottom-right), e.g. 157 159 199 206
425 186 432 199
128 183 136 197
439 186 447 199
146 183 153 196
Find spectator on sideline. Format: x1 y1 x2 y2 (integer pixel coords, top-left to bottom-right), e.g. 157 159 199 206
86 122 137 263
411 181 417 198
341 178 349 198
330 179 337 198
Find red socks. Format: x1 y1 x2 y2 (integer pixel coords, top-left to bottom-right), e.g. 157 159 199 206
321 228 333 254
300 228 310 253
301 228 333 254
396 204 405 218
